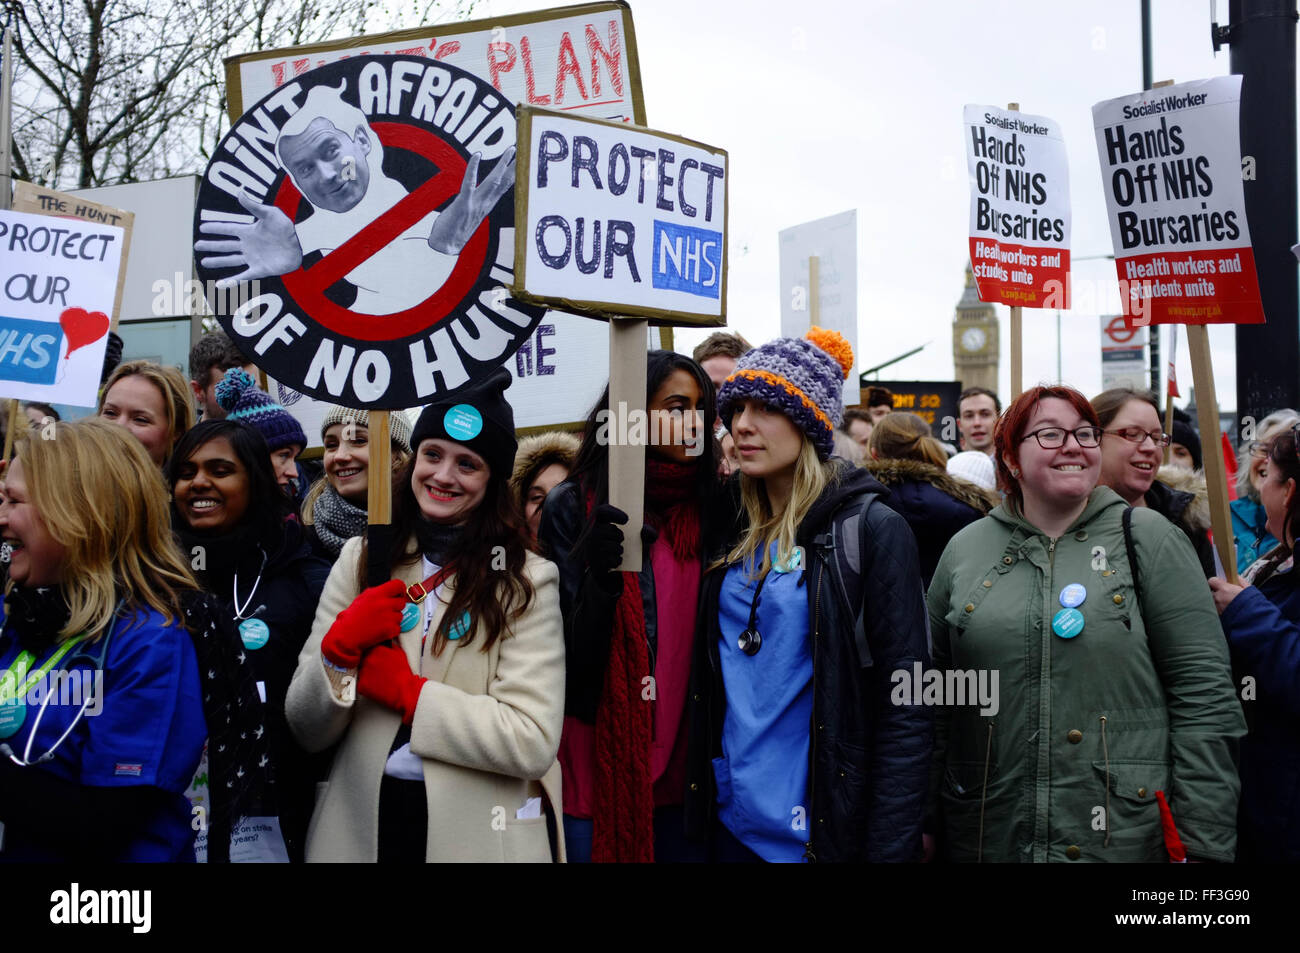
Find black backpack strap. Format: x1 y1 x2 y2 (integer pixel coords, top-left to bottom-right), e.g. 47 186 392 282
819 491 880 668
1122 506 1142 607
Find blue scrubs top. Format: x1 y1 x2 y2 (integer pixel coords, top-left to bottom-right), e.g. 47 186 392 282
0 605 206 861
715 544 813 862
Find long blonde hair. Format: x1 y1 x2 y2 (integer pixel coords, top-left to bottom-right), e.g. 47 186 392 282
722 438 830 577
12 418 199 641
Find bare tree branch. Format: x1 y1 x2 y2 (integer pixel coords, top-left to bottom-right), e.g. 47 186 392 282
4 0 474 189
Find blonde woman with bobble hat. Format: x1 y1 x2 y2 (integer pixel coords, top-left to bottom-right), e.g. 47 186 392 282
683 328 932 863
301 406 412 563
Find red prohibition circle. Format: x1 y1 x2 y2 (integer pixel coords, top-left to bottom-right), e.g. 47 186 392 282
1105 316 1138 344
276 121 492 343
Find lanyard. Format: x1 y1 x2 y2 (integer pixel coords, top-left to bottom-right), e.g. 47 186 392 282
0 636 87 706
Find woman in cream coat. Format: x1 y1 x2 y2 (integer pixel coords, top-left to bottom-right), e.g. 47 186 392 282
287 371 565 862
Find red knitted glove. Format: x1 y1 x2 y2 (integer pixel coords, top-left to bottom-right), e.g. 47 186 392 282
321 579 408 668
357 643 427 724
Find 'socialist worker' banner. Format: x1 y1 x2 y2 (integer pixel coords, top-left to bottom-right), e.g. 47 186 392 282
514 107 727 324
0 208 123 407
1092 76 1264 325
193 55 545 410
964 104 1071 308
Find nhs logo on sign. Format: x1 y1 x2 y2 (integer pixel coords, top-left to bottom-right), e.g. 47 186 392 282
0 316 62 386
652 221 721 299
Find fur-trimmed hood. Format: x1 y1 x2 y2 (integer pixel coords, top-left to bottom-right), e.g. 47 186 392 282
863 456 1000 515
1152 464 1210 533
509 430 581 497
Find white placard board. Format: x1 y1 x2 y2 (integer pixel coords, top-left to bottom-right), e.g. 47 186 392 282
515 107 727 325
1092 76 1264 326
963 105 1071 308
0 209 125 406
778 209 858 406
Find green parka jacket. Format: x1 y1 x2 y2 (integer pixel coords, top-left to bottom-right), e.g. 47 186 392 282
926 487 1245 863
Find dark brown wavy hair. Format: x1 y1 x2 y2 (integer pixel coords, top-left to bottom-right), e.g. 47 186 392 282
359 455 535 655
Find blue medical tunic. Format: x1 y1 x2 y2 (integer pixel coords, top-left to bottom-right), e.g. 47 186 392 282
0 605 206 862
715 544 813 863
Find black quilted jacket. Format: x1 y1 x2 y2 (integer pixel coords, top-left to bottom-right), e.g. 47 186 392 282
684 463 934 862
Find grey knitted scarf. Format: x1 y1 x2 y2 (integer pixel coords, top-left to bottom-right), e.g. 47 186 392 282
311 486 368 557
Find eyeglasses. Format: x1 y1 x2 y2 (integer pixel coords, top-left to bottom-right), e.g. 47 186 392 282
1021 426 1102 449
1103 427 1172 448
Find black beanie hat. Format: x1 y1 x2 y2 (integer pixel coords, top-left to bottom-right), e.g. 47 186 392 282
1170 417 1203 469
410 368 517 477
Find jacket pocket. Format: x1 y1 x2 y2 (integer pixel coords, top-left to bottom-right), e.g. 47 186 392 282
501 815 552 863
939 757 1009 863
1092 759 1167 860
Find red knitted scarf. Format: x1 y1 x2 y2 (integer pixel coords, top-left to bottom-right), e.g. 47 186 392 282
590 458 700 862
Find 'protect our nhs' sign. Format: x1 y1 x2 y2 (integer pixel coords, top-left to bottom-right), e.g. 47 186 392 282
514 106 727 326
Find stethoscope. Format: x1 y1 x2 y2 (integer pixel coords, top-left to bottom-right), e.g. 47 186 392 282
233 547 268 621
0 608 118 767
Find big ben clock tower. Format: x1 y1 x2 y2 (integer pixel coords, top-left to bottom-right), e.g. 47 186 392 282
953 264 999 394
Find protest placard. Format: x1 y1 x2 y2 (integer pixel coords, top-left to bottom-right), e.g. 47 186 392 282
514 107 728 569
1093 76 1265 580
964 104 1071 309
1092 76 1264 326
0 208 123 407
225 2 645 127
12 182 134 329
779 211 857 406
193 54 545 411
514 106 728 324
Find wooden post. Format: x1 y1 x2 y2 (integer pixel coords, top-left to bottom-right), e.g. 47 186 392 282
609 319 648 572
2 400 18 461
808 256 820 329
365 410 394 587
1186 325 1237 583
1007 102 1022 400
1162 322 1177 465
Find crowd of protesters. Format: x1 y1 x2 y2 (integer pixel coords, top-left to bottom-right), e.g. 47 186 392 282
0 325 1294 864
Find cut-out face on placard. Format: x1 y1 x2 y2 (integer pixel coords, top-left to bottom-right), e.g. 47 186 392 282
193 56 544 410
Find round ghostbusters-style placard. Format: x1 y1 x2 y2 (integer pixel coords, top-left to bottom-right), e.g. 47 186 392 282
193 55 544 410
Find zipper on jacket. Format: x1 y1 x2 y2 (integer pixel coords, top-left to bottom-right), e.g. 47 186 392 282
804 559 823 863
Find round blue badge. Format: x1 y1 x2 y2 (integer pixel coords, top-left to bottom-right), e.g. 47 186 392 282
1052 607 1086 639
239 618 270 650
448 611 471 640
1059 583 1087 608
443 405 483 441
400 602 422 633
0 701 26 739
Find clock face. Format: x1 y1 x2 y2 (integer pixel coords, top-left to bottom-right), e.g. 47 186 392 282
961 327 987 353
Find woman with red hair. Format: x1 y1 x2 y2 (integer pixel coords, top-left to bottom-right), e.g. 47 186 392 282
926 385 1244 862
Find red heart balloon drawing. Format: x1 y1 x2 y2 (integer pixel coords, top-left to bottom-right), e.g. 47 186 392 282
59 308 110 358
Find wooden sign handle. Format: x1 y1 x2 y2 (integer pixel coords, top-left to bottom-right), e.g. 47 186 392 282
1007 103 1022 401
609 319 647 573
366 410 395 588
1185 325 1237 584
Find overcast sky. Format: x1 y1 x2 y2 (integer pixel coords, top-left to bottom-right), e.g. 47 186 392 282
470 0 1294 413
